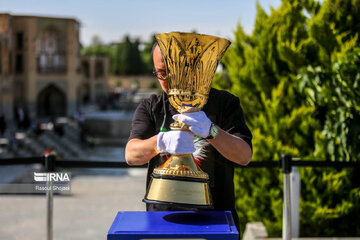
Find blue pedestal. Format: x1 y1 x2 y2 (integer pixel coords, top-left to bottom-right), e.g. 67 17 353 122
107 211 238 240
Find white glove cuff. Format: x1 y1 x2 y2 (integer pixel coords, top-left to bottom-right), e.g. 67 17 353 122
156 131 196 155
156 132 166 153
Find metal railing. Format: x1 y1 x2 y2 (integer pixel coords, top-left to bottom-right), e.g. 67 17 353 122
0 154 359 240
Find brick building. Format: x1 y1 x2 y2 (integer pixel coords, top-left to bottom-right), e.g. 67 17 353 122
0 13 109 121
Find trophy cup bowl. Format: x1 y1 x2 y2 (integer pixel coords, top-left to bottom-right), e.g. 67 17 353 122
143 32 230 208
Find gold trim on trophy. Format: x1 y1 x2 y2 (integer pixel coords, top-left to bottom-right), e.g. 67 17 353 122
143 32 230 208
152 154 209 179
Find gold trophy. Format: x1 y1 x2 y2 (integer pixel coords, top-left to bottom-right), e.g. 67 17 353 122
143 32 230 208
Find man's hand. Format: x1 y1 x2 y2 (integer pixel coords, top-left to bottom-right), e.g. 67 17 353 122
174 111 252 165
173 111 211 138
157 130 196 155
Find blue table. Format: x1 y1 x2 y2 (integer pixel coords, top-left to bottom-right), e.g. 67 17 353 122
107 211 238 240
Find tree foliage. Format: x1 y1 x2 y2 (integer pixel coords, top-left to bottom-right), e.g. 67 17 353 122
81 35 111 57
214 0 360 236
141 34 157 74
82 35 155 76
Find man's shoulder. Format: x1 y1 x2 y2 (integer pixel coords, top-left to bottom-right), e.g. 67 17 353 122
138 93 161 105
137 93 163 112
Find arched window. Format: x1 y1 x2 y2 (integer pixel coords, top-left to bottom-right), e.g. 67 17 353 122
36 26 66 73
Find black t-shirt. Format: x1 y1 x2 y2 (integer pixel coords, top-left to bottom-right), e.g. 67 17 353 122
129 88 252 229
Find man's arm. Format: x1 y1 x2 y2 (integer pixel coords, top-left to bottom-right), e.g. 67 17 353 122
125 136 158 166
125 131 196 166
173 111 252 166
208 127 252 166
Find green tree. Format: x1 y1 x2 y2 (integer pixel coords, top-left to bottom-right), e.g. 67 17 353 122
141 34 157 74
82 35 146 76
111 35 145 75
81 35 111 57
215 0 360 237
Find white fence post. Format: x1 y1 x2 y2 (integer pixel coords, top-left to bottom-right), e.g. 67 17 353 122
290 166 300 237
45 153 55 240
282 154 292 240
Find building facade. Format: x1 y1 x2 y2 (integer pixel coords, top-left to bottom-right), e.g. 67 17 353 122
0 13 82 120
80 56 109 104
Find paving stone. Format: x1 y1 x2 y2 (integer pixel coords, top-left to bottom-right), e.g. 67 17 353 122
0 169 147 239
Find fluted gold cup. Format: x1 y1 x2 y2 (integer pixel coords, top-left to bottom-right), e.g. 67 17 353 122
143 32 230 208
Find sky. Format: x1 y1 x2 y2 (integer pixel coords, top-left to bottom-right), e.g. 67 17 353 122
0 0 281 46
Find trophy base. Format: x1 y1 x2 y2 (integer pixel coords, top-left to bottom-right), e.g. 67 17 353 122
142 199 213 209
143 175 212 208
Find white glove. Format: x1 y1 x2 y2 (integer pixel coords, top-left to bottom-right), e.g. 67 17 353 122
173 111 211 139
157 130 196 155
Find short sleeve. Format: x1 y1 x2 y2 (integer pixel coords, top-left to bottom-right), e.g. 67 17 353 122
220 93 253 150
129 99 156 140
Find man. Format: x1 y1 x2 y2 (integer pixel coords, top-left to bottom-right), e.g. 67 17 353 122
125 43 252 230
